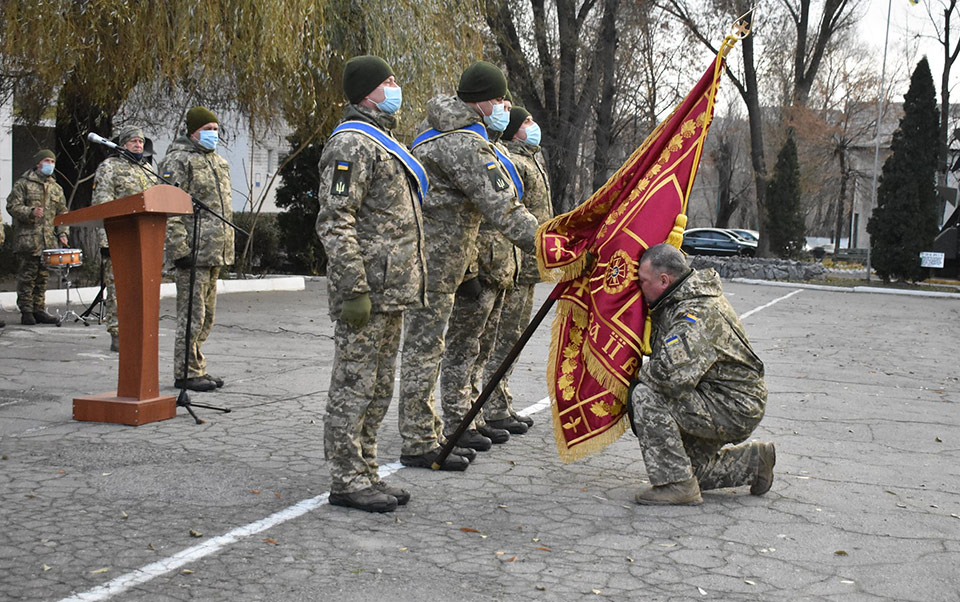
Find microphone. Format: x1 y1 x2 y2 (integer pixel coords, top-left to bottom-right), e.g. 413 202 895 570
87 132 118 149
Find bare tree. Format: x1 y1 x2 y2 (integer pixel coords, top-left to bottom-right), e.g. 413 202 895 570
920 0 960 187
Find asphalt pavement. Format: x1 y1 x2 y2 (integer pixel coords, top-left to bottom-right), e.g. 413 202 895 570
1 277 958 602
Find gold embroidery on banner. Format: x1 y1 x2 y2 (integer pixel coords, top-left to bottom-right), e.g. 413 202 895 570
601 249 636 295
589 398 624 419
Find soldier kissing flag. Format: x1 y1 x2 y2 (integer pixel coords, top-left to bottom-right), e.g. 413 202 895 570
535 28 746 462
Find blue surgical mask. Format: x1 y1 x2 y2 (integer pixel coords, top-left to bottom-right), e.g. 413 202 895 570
522 123 542 146
197 130 219 151
376 86 402 114
483 102 510 132
39 163 55 176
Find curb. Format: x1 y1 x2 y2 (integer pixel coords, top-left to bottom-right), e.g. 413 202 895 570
0 275 306 312
732 277 960 299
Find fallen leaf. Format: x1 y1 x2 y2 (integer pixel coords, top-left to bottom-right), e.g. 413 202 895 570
537 547 551 552
935 437 942 442
42 564 51 572
101 473 112 476
834 550 847 556
399 547 407 552
592 589 602 595
497 504 508 509
90 568 110 574
883 490 897 495
274 493 281 499
25 493 36 498
626 556 634 563
505 555 516 562
581 488 589 492
744 579 756 585
189 530 203 538
480 535 488 539
57 470 65 474
263 538 278 545
250 489 261 494
460 527 479 533
840 580 855 584
532 538 540 542
183 569 194 574
147 543 155 551
120 511 128 519
496 551 505 556
698 587 708 596
951 514 959 519
896 503 907 508
535 585 546 591
658 543 677 547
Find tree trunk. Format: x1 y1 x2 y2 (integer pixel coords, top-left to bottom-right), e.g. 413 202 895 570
833 147 848 248
741 28 770 256
592 0 620 191
714 133 737 228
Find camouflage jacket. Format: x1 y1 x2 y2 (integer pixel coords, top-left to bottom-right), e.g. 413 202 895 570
411 95 538 293
316 104 428 317
160 136 234 267
92 156 159 247
640 268 767 422
6 169 69 255
475 139 521 289
504 140 553 284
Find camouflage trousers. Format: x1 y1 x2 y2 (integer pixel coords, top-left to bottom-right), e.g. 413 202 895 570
630 381 764 489
482 282 536 421
325 311 403 494
173 266 220 380
102 255 118 336
440 282 504 434
397 290 456 456
16 253 49 314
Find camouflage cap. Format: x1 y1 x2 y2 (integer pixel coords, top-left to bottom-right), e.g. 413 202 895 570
117 126 145 146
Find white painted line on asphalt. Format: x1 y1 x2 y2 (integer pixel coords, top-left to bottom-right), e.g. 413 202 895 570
58 463 402 602
59 398 556 602
739 289 802 321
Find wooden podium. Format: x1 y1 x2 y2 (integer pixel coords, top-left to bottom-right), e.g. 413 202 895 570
55 185 193 425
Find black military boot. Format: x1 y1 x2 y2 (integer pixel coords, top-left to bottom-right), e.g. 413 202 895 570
374 481 411 506
486 416 529 434
511 411 534 427
33 310 58 324
21 312 37 325
329 486 398 513
204 374 225 388
477 425 510 444
400 448 469 471
452 446 477 462
454 429 492 451
174 377 217 392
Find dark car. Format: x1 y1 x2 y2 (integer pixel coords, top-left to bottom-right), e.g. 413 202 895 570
681 227 758 257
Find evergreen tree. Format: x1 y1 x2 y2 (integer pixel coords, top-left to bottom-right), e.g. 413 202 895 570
765 136 806 258
867 58 940 282
274 135 326 275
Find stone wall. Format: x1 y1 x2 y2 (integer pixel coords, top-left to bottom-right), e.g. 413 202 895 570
688 255 827 281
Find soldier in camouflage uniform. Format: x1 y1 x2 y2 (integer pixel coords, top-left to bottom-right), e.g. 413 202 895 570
161 107 234 393
630 243 775 505
481 107 554 431
316 56 430 513
92 126 158 351
398 61 539 469
6 150 69 325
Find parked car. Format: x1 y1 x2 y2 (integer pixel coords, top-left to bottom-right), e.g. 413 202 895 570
728 228 759 243
681 227 758 257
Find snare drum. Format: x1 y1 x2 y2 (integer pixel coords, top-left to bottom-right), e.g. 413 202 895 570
42 248 83 267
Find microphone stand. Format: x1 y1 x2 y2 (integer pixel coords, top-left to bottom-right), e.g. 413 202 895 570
104 143 248 424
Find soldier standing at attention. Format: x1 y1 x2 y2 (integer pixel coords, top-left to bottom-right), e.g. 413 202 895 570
630 243 775 505
481 107 554 432
6 150 69 326
316 56 430 513
398 61 539 470
92 126 158 352
161 107 233 393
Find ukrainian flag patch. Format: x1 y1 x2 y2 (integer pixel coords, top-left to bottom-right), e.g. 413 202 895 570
684 313 699 323
330 160 352 196
485 161 509 192
665 335 680 346
163 171 172 179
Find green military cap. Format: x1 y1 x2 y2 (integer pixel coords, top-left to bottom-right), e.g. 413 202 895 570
503 107 531 141
33 149 55 164
342 55 394 104
186 106 218 135
457 61 508 103
117 126 145 145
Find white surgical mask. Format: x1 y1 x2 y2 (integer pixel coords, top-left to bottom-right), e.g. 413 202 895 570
522 123 542 146
198 130 219 151
376 86 402 114
483 102 510 132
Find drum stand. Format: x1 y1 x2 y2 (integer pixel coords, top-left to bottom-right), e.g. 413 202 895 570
50 264 90 327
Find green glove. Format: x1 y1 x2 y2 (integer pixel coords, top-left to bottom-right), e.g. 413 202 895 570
340 293 372 329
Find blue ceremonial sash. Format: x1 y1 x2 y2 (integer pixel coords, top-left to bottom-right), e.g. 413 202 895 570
331 120 429 203
412 122 524 201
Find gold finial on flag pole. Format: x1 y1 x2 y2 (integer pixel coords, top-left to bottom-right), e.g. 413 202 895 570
720 7 755 58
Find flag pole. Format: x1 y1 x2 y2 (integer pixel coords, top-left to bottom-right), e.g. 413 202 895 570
431 281 568 470
867 0 893 282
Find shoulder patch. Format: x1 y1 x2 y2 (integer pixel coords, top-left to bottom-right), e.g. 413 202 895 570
162 171 173 179
485 161 510 192
684 313 699 323
330 161 352 196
